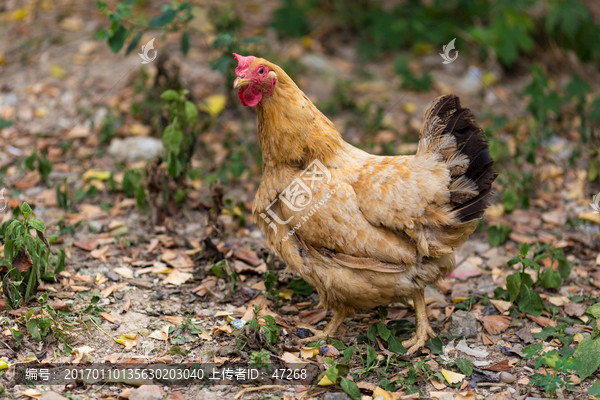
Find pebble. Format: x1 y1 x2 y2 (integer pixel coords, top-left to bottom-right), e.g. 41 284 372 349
499 371 516 384
449 310 479 338
108 137 164 162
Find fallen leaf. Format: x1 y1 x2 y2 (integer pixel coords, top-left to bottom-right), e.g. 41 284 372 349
115 333 138 350
114 266 134 279
300 347 320 359
481 315 511 335
91 246 111 262
99 312 120 324
72 345 94 363
281 351 307 366
442 369 465 384
430 378 446 390
149 324 171 341
21 388 42 399
456 339 489 358
164 269 193 285
490 299 512 314
298 308 328 325
82 169 111 182
485 360 509 372
199 94 226 117
448 259 482 280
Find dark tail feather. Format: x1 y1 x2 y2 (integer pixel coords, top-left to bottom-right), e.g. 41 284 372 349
418 95 497 222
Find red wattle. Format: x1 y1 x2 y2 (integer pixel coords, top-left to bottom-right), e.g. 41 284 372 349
238 85 263 107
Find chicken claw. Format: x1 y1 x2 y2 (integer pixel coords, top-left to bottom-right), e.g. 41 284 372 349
298 310 346 343
402 289 436 354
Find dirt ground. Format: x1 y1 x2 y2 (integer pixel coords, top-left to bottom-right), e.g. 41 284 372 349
0 1 599 400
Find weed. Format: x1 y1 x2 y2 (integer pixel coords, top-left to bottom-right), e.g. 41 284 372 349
0 202 65 309
24 150 52 186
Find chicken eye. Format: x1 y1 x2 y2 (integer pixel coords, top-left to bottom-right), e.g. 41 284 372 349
258 67 265 75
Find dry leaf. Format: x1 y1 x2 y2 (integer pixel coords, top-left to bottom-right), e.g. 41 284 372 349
99 312 120 324
164 269 193 285
485 360 509 372
481 315 511 335
21 388 42 399
299 308 328 325
149 324 171 341
430 378 446 390
281 352 307 366
441 369 465 384
490 299 512 314
300 347 320 359
114 266 134 279
72 345 94 363
115 333 138 350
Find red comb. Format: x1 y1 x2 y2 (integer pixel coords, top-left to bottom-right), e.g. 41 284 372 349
233 53 256 76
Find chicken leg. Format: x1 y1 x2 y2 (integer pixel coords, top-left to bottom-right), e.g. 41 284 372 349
402 289 436 354
298 311 347 343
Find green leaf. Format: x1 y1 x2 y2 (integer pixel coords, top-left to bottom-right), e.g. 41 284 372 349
21 202 32 218
160 90 179 101
506 273 521 303
108 24 127 53
289 277 314 295
366 346 377 367
387 335 406 355
517 285 544 316
502 189 519 212
586 303 600 319
162 124 183 154
28 219 46 232
0 118 13 130
520 242 529 258
125 32 142 55
456 358 473 377
540 269 561 289
426 336 444 355
181 32 190 55
377 322 391 341
149 9 177 28
184 101 198 125
574 335 600 380
340 377 361 400
588 379 600 397
27 319 42 342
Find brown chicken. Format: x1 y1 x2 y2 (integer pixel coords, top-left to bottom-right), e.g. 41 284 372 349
233 53 496 353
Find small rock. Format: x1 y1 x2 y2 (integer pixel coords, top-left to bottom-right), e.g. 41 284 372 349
218 345 238 356
108 137 164 162
323 393 352 400
129 385 164 400
450 310 478 338
499 371 516 384
41 392 68 400
296 328 312 339
230 319 246 330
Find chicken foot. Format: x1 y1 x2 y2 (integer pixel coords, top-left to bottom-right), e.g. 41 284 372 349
298 311 347 343
402 289 436 354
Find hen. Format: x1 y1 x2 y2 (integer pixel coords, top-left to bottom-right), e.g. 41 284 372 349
233 53 496 353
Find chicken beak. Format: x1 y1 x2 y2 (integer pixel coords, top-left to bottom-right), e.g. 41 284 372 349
233 77 250 89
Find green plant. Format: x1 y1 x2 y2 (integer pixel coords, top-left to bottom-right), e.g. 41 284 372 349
487 223 513 247
249 349 271 369
0 202 65 309
210 259 237 292
495 243 572 316
24 150 52 186
394 54 432 92
95 0 193 56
